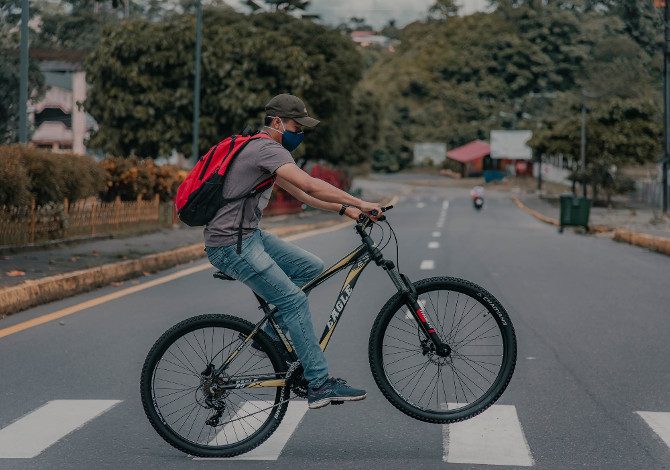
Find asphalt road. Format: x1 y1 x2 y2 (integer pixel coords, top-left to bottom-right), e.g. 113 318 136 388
1 181 669 470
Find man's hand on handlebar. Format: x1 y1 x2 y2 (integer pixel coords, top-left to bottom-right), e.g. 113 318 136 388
357 201 384 222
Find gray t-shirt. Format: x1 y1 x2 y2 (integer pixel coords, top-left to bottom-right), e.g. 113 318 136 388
203 137 294 247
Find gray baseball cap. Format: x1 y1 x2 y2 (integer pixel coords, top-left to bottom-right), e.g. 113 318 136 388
265 94 320 128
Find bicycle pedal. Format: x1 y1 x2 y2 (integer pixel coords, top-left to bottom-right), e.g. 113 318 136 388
330 400 344 405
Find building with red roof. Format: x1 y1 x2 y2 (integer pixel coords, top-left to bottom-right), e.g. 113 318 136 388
446 140 490 177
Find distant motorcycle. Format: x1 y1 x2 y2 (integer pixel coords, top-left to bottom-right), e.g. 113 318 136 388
470 186 485 211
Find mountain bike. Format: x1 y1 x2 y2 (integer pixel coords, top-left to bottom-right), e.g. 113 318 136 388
140 206 517 458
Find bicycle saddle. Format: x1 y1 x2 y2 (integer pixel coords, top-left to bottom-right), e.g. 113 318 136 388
213 271 235 281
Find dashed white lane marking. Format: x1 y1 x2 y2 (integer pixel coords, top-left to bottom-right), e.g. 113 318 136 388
197 401 309 461
428 241 439 249
443 404 534 466
417 202 426 208
0 400 121 458
420 260 435 270
432 231 441 237
637 411 670 449
436 200 449 228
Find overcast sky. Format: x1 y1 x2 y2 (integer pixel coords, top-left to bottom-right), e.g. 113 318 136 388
307 0 490 28
227 0 490 29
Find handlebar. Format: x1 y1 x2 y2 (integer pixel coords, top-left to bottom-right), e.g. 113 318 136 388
357 205 394 224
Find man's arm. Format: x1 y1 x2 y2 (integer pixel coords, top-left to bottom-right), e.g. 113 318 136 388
275 163 382 215
276 176 341 212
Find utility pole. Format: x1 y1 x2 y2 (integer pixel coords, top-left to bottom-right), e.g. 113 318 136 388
580 89 587 199
663 0 669 213
191 0 203 160
18 0 29 144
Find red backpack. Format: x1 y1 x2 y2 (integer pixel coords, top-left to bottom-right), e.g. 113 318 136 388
175 133 275 246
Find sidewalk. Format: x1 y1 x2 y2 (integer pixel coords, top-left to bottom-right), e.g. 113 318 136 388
0 176 393 291
0 210 346 290
517 194 670 239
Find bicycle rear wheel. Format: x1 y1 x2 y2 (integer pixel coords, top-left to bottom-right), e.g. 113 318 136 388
140 314 288 457
369 277 516 424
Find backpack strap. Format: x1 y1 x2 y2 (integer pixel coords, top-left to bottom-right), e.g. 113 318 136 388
233 175 276 254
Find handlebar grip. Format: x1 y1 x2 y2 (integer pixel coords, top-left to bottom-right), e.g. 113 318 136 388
382 205 393 212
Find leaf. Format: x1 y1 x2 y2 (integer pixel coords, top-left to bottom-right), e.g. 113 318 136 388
6 270 26 277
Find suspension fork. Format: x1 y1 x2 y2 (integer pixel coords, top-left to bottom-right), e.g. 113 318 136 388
386 268 451 357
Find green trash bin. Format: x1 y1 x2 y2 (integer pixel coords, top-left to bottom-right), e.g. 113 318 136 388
559 193 591 232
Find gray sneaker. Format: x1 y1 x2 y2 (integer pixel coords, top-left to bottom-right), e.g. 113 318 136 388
308 377 367 409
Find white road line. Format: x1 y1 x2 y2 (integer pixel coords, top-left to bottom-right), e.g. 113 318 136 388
442 200 450 210
443 404 534 466
420 260 435 270
0 400 121 458
432 231 441 237
197 401 308 461
428 241 440 249
417 202 426 208
232 402 308 460
637 411 670 449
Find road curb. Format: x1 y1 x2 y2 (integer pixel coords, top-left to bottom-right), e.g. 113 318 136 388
613 228 670 256
512 196 560 227
511 196 612 233
0 219 344 319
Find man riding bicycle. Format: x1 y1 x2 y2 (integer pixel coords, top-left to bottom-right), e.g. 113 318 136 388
204 93 382 409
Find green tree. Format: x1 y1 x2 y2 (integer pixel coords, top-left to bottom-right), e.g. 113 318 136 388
86 10 312 157
249 12 363 165
0 41 45 143
428 0 458 20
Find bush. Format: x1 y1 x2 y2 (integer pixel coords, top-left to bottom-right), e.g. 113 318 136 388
0 145 104 205
99 157 186 202
0 152 31 206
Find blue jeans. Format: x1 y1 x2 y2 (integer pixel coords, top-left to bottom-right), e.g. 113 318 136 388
205 230 329 388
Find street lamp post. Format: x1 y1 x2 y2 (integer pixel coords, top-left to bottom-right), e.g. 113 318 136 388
663 0 669 213
18 0 29 144
191 0 203 160
580 89 587 198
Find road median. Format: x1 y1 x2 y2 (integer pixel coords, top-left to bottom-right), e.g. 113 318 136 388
0 219 348 319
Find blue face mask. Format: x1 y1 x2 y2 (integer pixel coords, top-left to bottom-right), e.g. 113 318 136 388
266 119 304 152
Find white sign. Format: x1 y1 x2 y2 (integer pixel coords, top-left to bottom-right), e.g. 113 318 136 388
490 130 533 160
413 142 447 165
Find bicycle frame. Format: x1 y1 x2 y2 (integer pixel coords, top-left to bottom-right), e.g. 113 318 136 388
213 218 448 390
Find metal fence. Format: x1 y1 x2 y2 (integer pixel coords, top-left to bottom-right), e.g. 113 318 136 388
0 195 173 247
629 181 669 208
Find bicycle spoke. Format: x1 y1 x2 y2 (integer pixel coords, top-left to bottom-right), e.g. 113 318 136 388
381 284 509 416
149 321 285 451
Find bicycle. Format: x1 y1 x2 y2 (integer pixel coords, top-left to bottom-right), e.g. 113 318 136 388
140 206 517 457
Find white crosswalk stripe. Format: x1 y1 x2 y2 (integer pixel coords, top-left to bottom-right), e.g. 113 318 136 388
195 401 309 461
0 400 121 458
637 411 670 449
442 404 534 466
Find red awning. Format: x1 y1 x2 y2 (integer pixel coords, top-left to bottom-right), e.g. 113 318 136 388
447 140 490 163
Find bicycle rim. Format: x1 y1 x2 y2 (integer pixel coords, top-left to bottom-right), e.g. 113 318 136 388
141 314 287 456
371 278 516 423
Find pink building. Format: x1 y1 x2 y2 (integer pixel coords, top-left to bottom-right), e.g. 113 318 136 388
29 49 95 155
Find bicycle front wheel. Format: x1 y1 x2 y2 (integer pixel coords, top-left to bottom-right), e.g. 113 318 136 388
369 277 516 424
140 314 288 457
